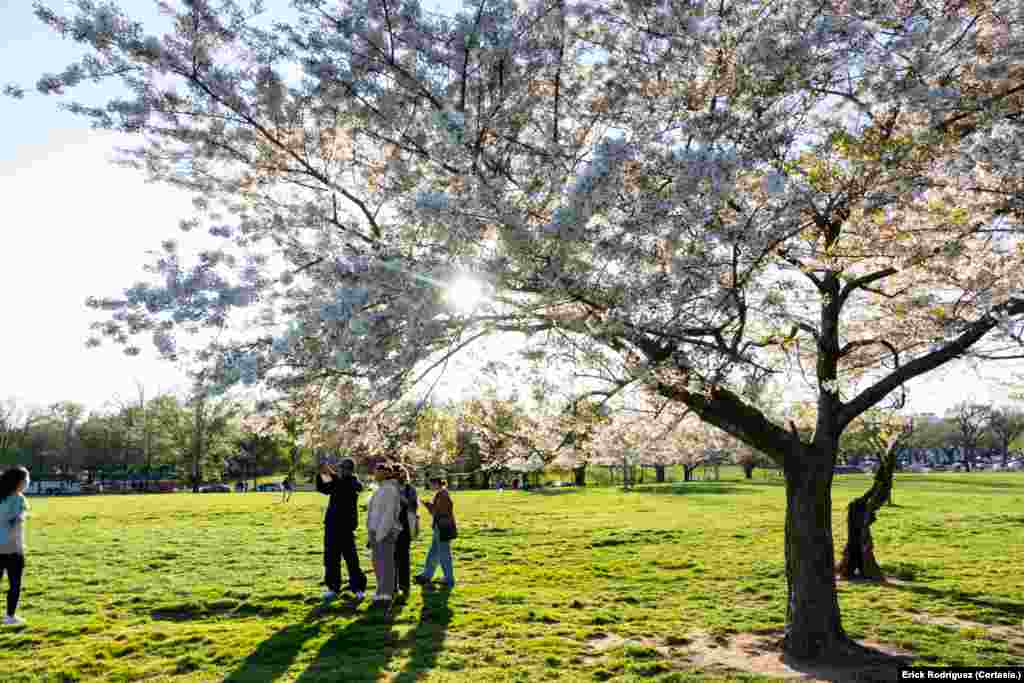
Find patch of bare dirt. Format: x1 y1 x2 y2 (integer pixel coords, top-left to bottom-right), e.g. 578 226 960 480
581 629 915 680
581 632 674 665
684 631 915 682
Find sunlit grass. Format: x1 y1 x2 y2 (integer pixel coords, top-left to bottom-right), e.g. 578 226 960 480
1 471 1021 681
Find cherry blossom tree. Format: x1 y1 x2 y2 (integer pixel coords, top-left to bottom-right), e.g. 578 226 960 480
14 0 1024 660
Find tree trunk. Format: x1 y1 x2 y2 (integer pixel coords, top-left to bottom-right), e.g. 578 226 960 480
782 458 848 660
481 469 492 490
684 464 698 482
574 464 586 486
838 442 896 581
743 462 755 479
654 464 665 483
191 399 205 494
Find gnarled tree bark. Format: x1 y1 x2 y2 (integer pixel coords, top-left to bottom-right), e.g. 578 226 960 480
837 436 899 581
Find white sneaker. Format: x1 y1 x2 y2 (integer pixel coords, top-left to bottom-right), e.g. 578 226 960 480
3 615 24 626
322 590 339 601
354 591 366 601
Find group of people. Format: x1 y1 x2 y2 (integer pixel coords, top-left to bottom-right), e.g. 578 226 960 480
0 458 456 627
316 458 456 606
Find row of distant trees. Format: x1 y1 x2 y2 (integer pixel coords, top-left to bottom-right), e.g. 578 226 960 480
886 402 1024 469
7 382 1018 490
0 386 293 489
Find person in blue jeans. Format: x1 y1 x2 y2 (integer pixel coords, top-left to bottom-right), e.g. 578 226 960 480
415 477 455 589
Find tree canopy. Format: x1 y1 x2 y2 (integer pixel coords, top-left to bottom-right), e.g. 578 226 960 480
12 0 1024 661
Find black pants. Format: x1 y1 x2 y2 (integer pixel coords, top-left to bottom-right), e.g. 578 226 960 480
0 553 24 617
395 529 411 593
324 527 366 593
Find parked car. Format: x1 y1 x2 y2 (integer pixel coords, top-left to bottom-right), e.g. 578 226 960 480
908 464 932 473
1006 460 1024 471
199 483 232 493
833 465 861 475
256 483 282 492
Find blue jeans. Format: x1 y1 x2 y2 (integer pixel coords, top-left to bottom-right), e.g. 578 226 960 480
420 526 455 586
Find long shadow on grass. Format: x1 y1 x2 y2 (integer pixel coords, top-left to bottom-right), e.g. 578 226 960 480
221 601 360 683
392 586 453 683
879 582 1024 622
526 487 583 496
292 598 413 683
631 482 747 496
902 477 1023 490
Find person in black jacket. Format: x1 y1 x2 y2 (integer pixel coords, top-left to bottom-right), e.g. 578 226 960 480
316 458 367 600
393 464 419 600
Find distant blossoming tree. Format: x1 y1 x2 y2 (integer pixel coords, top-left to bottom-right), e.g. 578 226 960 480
13 0 1024 660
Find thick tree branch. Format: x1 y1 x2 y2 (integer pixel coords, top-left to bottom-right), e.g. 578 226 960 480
837 267 898 309
838 338 900 367
839 299 1024 428
654 381 803 466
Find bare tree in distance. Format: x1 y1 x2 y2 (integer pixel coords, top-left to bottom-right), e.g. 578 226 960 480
0 398 43 454
988 407 1024 466
949 402 991 472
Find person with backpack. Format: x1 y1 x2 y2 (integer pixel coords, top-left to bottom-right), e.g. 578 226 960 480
393 465 420 600
316 458 367 601
365 463 403 607
415 477 456 589
0 467 30 626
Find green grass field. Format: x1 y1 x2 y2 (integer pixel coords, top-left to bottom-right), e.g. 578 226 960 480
1 470 1022 682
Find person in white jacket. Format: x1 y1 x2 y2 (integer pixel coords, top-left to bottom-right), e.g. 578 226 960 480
365 463 402 605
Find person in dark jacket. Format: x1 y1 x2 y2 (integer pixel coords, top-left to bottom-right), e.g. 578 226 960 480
316 458 367 600
393 465 419 600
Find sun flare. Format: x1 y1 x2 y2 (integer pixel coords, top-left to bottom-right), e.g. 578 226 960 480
447 277 485 313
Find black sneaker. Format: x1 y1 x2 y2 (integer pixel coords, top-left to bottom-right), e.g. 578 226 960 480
414 575 429 585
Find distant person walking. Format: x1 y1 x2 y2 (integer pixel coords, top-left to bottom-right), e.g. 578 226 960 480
316 459 367 601
281 475 294 503
0 467 30 626
415 477 456 589
394 465 420 599
366 463 402 606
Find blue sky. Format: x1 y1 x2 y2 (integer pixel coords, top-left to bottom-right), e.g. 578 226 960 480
0 0 1017 416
